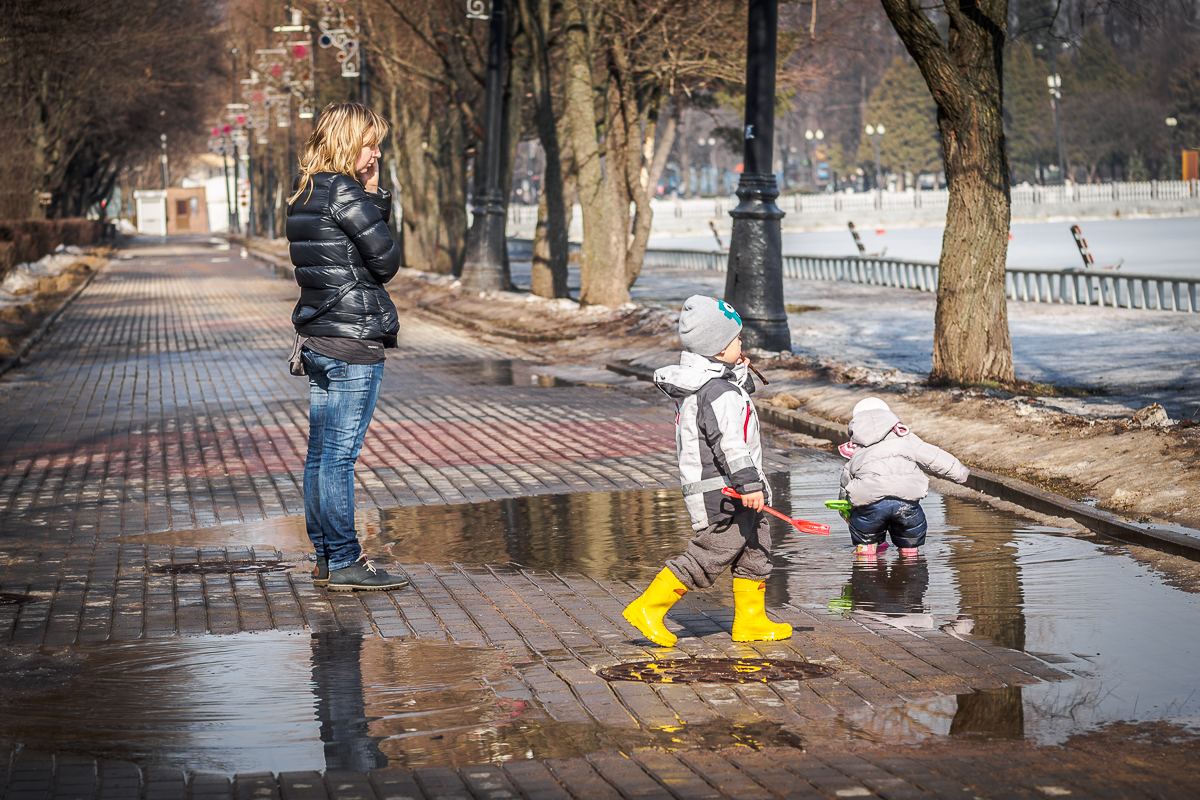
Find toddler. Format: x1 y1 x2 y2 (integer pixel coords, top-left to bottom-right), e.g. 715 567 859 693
838 397 969 556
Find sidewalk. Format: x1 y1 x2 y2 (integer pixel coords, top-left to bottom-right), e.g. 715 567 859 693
1 235 1198 799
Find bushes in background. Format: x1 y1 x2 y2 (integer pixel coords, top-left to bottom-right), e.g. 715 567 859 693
0 219 105 281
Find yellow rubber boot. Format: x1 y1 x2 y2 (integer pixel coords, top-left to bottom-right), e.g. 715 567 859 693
623 568 688 647
731 578 793 642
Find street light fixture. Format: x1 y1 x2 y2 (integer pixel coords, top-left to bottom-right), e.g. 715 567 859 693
864 124 884 196
804 128 823 189
160 133 169 189
1047 73 1067 183
459 0 510 291
698 137 718 195
1166 117 1179 180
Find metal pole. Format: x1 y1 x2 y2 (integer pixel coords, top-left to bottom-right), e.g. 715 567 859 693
358 44 370 105
231 139 242 234
222 139 236 233
265 145 276 239
460 0 511 291
724 0 790 352
247 135 257 237
1050 49 1066 183
160 134 170 189
872 138 882 192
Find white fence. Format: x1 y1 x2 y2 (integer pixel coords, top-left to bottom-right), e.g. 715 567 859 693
501 180 1200 231
641 249 1200 313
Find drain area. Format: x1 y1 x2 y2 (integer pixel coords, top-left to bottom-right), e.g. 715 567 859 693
598 658 836 685
149 560 292 575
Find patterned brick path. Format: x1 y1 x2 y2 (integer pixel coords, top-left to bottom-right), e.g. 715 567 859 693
1 238 1195 799
0 241 719 542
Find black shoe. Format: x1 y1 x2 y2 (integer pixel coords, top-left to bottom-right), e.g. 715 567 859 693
327 557 409 592
312 556 329 587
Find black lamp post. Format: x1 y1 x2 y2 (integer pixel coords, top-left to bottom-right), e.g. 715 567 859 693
724 0 790 352
865 124 884 196
160 133 170 189
460 0 511 292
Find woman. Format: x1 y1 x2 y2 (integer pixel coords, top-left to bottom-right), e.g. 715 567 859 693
287 102 406 591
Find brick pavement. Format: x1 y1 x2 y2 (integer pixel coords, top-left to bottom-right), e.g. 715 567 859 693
1 238 1194 799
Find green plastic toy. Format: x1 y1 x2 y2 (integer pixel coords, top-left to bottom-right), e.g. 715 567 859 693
824 499 852 520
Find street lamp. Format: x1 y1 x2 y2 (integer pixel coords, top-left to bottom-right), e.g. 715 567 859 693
160 133 169 189
1047 73 1067 183
1166 117 1179 180
459 0 511 292
864 124 884 195
804 128 823 189
724 0 790 352
697 137 718 195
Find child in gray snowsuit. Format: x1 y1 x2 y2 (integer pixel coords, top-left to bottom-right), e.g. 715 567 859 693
621 295 791 647
838 397 969 556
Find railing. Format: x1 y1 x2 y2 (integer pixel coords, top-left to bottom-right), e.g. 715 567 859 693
641 248 1200 312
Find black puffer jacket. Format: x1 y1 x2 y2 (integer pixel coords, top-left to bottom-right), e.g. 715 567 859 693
287 172 401 346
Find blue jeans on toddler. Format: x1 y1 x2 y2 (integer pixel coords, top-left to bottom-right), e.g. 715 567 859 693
302 351 383 570
848 497 927 549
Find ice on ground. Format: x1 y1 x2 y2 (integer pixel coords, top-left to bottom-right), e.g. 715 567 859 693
2 245 86 295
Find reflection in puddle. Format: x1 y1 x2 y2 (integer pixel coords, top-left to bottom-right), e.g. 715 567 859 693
99 453 1200 757
785 458 1200 744
368 488 698 581
0 631 832 775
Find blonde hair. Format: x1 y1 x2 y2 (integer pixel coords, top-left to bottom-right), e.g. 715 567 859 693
289 102 390 203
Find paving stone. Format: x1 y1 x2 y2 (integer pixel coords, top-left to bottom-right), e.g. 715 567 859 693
499 761 571 800
674 749 775 800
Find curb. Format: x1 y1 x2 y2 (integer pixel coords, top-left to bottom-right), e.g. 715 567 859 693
0 268 99 380
607 362 1200 563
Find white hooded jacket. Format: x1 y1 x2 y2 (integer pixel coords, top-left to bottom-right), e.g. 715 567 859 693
839 407 969 506
654 352 769 531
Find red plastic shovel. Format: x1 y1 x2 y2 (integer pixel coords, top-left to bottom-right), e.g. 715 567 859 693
721 487 831 536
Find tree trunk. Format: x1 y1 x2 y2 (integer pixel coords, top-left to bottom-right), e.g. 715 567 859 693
562 0 628 307
518 0 571 298
388 83 467 275
625 100 679 289
878 0 1014 385
531 166 575 298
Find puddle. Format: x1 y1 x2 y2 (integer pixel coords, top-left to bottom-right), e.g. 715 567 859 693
599 658 836 684
0 632 554 774
417 359 567 387
115 453 1199 752
0 631 829 774
782 459 1200 745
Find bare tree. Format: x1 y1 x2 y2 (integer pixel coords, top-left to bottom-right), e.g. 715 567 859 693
877 0 1015 384
0 0 222 219
560 0 744 307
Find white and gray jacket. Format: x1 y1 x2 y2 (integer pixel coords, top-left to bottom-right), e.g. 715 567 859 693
654 352 769 531
839 408 969 507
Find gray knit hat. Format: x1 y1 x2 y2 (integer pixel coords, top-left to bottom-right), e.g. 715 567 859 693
678 295 743 356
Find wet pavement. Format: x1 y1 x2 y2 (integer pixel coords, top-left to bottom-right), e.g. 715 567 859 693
1 235 1198 798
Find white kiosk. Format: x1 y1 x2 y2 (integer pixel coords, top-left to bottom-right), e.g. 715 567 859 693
133 190 168 236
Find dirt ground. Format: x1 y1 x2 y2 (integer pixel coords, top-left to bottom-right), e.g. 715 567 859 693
386 267 1200 592
0 254 108 361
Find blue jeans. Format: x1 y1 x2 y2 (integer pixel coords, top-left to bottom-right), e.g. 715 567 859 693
302 351 383 570
848 498 928 549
